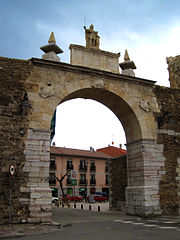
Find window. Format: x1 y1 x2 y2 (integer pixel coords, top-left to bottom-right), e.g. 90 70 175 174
67 174 71 185
106 174 109 185
105 161 108 172
90 174 96 185
67 159 74 170
49 172 56 185
79 160 87 171
90 160 96 171
50 160 56 170
79 174 86 185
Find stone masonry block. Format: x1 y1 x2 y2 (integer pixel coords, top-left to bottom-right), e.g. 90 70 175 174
30 193 41 198
34 199 51 205
27 217 41 223
20 187 31 193
30 162 49 167
19 198 30 204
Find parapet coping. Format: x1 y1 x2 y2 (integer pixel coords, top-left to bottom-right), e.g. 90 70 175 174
30 57 156 87
69 44 120 58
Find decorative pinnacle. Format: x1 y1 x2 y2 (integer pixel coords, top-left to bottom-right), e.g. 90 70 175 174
124 49 130 61
48 32 56 44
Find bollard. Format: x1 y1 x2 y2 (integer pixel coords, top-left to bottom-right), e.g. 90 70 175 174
74 203 76 209
98 206 100 212
89 205 91 211
81 204 83 209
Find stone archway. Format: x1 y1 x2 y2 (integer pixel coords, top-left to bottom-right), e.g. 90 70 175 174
1 26 179 224
19 57 166 222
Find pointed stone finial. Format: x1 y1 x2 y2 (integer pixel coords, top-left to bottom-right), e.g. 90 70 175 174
119 50 136 77
124 49 130 61
40 32 63 62
48 32 56 44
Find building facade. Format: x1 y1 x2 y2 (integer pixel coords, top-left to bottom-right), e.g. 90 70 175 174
49 146 111 198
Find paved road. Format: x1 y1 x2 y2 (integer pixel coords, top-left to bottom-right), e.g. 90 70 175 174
2 205 179 240
5 219 180 240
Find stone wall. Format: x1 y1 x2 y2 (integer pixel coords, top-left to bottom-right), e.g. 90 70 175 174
167 55 180 89
109 155 127 211
0 57 32 223
154 86 180 215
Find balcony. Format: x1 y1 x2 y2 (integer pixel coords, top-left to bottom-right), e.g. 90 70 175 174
105 179 109 185
49 161 56 170
90 165 96 172
90 179 96 185
67 165 74 170
66 179 72 185
49 179 56 186
79 165 87 172
79 179 88 185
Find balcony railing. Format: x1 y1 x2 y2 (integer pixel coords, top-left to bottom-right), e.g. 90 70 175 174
90 165 96 172
49 161 56 170
49 179 56 186
79 179 88 185
105 180 109 185
79 165 87 171
67 165 74 170
66 179 72 185
90 179 96 185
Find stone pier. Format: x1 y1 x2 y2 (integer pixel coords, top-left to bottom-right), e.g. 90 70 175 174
20 129 52 223
126 139 165 216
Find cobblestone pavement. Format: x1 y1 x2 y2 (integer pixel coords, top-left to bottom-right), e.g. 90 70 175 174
0 202 180 239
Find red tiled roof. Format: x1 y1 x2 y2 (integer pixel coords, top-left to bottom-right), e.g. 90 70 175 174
97 146 127 157
50 146 111 159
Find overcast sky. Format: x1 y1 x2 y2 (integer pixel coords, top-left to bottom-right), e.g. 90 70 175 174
1 0 180 150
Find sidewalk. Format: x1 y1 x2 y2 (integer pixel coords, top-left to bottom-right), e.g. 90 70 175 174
0 222 62 239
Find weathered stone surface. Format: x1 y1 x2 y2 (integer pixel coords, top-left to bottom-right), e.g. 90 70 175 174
0 57 32 223
0 54 180 223
167 55 180 89
69 44 120 73
153 86 180 215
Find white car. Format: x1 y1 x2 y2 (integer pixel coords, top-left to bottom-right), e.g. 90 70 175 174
52 197 58 203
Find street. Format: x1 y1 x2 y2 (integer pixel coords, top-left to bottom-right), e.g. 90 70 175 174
1 204 180 240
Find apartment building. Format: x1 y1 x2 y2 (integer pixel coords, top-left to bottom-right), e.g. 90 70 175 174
49 146 111 198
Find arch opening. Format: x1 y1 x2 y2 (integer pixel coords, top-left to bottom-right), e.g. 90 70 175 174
60 88 142 144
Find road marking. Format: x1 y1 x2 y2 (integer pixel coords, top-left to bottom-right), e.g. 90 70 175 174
143 224 157 227
122 221 134 224
132 222 144 225
157 226 177 230
113 219 180 232
163 221 176 224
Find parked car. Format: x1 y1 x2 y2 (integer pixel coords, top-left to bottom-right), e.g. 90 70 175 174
94 192 109 198
52 197 58 203
63 195 84 202
88 194 108 202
